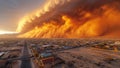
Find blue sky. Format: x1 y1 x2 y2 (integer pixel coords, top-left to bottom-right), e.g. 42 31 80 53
0 0 45 31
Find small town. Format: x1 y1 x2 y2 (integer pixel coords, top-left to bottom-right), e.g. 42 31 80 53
0 38 120 68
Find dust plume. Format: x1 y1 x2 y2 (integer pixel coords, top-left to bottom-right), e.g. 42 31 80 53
17 0 120 38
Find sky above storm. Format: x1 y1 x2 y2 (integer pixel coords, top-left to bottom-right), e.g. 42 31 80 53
0 0 45 31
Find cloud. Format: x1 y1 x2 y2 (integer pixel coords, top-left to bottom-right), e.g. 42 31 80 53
17 0 120 38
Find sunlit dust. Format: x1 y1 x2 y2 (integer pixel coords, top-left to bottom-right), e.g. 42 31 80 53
0 30 18 35
17 0 120 38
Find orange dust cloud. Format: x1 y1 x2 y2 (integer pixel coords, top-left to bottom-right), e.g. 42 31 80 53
17 0 120 38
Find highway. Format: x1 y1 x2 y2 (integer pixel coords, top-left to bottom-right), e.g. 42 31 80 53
20 42 32 68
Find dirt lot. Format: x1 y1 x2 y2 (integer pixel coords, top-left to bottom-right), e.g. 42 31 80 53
56 47 120 68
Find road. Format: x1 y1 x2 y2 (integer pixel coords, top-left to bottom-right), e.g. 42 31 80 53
20 42 32 68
